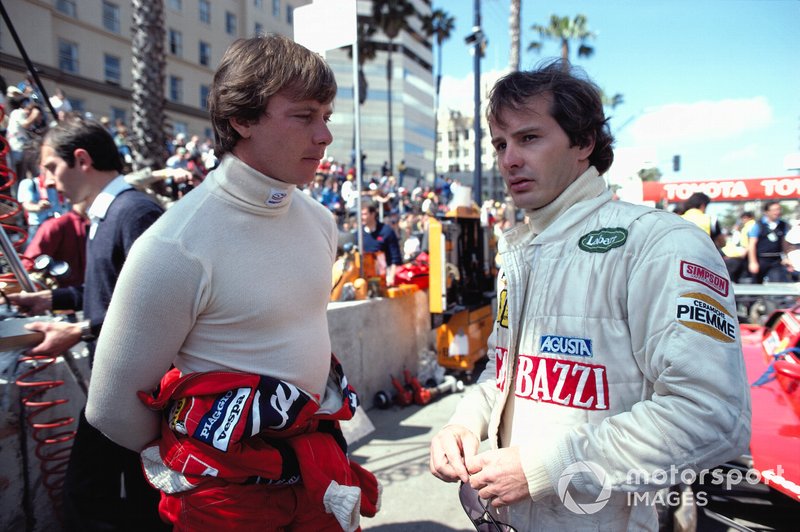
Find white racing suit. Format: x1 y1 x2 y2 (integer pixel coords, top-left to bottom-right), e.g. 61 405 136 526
448 188 751 531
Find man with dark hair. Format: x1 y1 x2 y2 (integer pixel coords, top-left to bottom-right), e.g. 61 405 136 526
429 61 750 531
85 34 379 530
747 200 792 283
8 118 166 531
681 192 723 247
361 199 403 286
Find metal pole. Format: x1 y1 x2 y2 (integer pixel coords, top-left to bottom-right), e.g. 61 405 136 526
472 0 482 205
353 33 364 278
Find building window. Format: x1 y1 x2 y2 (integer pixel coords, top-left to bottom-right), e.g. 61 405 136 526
169 29 182 56
169 76 183 102
254 22 263 36
102 1 120 33
200 85 210 110
199 41 211 67
104 54 121 84
70 98 85 113
272 0 280 17
254 0 263 7
56 0 77 17
199 0 211 24
225 12 237 35
173 121 188 137
58 40 78 73
111 107 126 124
167 0 182 11
286 5 294 25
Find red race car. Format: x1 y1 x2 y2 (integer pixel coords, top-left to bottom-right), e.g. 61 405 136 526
742 307 800 502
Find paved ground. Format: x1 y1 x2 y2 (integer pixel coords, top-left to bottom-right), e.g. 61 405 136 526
347 387 476 531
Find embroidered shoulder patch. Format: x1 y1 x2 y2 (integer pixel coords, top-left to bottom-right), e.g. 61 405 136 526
676 292 736 343
578 227 628 253
679 260 729 297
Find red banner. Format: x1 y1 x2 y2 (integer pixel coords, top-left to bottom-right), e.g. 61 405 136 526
642 177 800 203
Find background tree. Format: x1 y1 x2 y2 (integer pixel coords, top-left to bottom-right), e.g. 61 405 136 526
371 0 417 177
422 8 454 181
509 0 521 71
130 0 166 171
528 14 595 70
347 21 378 106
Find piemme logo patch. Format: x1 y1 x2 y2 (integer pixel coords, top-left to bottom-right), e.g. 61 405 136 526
579 227 627 253
680 260 729 297
676 292 736 343
539 334 593 357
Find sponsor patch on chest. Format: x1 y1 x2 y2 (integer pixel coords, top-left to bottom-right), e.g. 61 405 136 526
514 355 609 410
578 227 628 253
679 260 729 297
539 334 593 357
676 292 736 343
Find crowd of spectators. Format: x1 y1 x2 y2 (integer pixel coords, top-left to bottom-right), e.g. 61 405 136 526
1 77 520 269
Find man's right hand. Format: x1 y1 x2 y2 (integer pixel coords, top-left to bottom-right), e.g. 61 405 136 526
430 424 480 483
748 260 760 275
6 290 53 316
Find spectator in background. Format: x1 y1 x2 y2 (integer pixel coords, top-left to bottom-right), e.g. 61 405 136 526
17 171 66 248
681 192 724 248
23 201 89 288
6 92 41 182
362 199 403 286
748 201 793 283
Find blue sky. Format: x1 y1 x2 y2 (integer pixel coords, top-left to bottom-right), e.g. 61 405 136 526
432 0 799 183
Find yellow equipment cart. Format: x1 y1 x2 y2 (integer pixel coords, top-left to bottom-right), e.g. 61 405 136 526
428 206 497 374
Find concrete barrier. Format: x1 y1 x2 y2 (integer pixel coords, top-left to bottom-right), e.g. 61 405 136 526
0 291 432 530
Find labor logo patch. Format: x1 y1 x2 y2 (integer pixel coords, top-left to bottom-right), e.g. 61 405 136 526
578 227 628 253
676 292 736 343
679 260 729 297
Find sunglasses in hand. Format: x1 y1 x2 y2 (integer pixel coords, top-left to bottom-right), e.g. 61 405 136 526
458 482 518 532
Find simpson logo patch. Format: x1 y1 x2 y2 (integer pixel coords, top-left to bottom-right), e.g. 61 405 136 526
578 227 628 253
539 334 593 357
193 387 251 451
514 355 609 410
680 260 729 297
676 292 736 343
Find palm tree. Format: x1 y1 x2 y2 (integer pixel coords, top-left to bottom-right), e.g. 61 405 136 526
371 0 417 177
421 8 454 180
528 14 595 70
509 0 521 71
347 21 378 106
130 0 166 171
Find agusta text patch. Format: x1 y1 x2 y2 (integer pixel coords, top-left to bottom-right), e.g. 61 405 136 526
539 334 593 357
578 227 628 253
676 291 736 343
679 260 729 297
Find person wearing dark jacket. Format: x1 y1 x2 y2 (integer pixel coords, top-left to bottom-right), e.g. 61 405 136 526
7 118 167 531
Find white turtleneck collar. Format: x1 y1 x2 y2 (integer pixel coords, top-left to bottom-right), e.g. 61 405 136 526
527 166 606 235
207 154 295 214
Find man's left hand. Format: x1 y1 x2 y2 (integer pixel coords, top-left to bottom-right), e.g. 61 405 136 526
24 321 81 356
465 447 529 508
